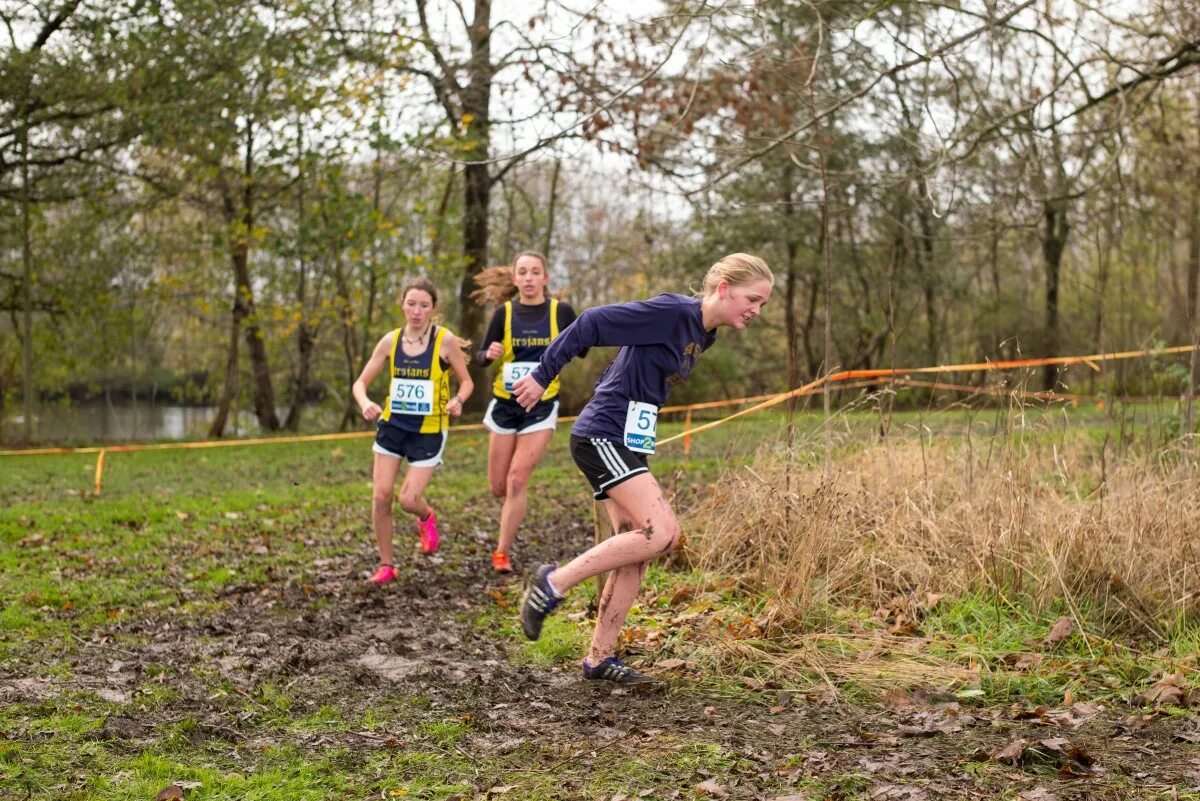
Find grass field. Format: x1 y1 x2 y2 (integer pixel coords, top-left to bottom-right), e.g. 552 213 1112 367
2 402 1198 799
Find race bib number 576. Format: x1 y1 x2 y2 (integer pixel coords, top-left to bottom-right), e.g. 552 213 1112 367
390 378 434 416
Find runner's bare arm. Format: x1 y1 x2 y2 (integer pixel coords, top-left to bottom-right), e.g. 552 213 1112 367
353 332 394 421
443 336 474 418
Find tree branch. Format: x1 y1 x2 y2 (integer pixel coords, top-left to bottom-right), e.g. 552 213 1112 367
690 0 1036 195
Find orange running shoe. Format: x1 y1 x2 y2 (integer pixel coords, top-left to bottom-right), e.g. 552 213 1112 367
491 551 512 573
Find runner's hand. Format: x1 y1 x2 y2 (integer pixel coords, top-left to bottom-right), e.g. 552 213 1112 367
361 402 382 422
486 341 503 360
511 374 545 411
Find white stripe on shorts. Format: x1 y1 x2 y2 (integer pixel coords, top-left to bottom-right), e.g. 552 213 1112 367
598 465 648 489
591 437 625 478
598 438 634 481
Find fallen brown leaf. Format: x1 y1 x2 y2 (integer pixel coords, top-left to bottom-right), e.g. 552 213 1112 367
1043 616 1073 647
991 737 1028 765
870 784 927 800
1019 789 1059 801
1037 737 1071 752
695 778 729 798
1134 672 1193 709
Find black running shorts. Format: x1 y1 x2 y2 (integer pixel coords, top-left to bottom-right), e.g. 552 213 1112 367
569 434 649 500
373 423 447 467
483 397 559 435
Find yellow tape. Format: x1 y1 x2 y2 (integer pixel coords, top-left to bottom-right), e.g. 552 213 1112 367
4 342 1196 462
94 449 106 495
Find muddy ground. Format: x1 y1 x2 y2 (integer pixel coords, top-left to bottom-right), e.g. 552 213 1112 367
5 505 1200 801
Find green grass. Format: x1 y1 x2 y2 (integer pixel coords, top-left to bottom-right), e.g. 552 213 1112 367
1 404 1197 799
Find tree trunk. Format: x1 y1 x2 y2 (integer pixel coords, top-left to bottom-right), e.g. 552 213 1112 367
913 174 940 366
209 309 241 438
1185 171 1199 435
230 227 279 430
232 126 279 431
285 127 310 432
334 259 361 431
20 117 34 443
1091 198 1114 395
784 240 800 392
1041 197 1069 390
285 328 314 431
429 168 455 264
782 162 801 396
456 0 495 412
542 158 561 259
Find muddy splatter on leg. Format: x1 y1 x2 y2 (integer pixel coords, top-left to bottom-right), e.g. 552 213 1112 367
550 473 678 593
589 561 648 662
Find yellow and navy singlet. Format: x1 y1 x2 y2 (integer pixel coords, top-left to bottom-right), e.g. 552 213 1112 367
492 299 561 401
380 325 452 434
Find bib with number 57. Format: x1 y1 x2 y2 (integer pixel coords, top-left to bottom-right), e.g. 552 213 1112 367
502 361 539 392
623 400 658 454
390 378 434 416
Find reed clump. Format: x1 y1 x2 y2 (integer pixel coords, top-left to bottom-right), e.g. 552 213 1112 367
682 421 1200 639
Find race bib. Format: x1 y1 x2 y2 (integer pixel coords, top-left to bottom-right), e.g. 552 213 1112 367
623 400 658 454
390 378 434 416
503 361 539 392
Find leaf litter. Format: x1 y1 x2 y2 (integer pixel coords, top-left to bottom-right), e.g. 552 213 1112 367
4 501 1199 799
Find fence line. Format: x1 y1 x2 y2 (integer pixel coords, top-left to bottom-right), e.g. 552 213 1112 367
4 342 1196 493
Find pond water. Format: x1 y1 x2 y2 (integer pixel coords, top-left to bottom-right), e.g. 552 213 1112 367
2 402 329 446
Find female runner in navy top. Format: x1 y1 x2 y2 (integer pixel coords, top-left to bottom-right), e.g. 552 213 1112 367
510 254 773 683
476 251 579 573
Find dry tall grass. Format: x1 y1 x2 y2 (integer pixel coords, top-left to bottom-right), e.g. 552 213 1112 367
683 414 1200 639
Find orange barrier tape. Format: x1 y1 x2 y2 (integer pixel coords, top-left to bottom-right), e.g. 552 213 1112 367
5 343 1197 497
656 378 888 447
834 344 1198 381
660 392 782 414
658 344 1200 447
891 378 1092 402
891 378 1167 405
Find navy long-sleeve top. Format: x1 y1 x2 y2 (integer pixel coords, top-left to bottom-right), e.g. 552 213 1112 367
531 293 717 441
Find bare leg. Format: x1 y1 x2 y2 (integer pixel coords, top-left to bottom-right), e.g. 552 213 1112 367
397 465 436 523
371 452 404 565
487 432 516 499
550 472 679 592
589 503 642 662
496 429 554 554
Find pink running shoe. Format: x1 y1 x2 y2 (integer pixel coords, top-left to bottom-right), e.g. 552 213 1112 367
418 510 439 554
369 564 397 584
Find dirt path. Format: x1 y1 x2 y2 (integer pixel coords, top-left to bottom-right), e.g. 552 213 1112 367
8 509 1199 800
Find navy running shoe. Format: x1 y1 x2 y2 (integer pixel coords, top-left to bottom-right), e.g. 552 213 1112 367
582 656 656 684
520 563 562 640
